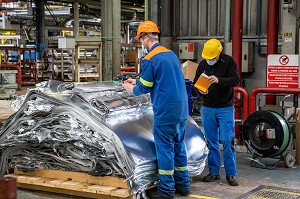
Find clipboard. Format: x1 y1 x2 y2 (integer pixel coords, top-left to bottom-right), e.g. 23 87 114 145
194 73 212 93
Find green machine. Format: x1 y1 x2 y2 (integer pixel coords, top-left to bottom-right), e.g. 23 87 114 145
243 110 296 169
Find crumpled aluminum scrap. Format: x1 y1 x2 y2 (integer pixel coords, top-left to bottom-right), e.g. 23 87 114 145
0 80 208 194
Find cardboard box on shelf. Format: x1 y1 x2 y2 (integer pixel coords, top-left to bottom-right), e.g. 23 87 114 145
181 60 198 81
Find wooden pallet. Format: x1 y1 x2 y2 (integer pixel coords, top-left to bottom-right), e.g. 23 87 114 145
0 100 14 125
5 169 133 199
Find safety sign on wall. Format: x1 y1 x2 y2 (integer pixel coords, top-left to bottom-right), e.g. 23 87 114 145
267 54 299 88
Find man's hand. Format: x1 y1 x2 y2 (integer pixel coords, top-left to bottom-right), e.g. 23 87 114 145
124 78 136 85
208 75 218 84
199 90 209 95
122 82 134 93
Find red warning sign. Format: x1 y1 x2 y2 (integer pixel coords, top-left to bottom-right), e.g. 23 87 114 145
267 54 299 88
279 55 289 65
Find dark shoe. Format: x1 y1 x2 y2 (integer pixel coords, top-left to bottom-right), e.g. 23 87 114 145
175 184 191 196
145 188 161 199
226 176 239 186
175 188 191 196
203 173 220 182
145 187 174 199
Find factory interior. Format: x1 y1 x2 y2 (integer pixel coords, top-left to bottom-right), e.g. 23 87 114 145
0 0 300 199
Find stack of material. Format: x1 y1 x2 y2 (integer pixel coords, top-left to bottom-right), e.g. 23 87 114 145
0 69 18 99
0 80 208 195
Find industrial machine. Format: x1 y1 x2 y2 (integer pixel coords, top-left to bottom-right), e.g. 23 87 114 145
243 93 298 169
243 110 295 169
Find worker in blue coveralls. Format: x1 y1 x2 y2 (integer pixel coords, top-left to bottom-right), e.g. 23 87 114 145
122 21 190 199
193 38 240 186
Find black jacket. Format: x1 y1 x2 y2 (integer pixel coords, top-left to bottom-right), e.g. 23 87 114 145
193 53 240 108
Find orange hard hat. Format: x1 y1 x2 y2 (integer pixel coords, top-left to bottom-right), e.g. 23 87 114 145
202 39 223 60
134 21 160 40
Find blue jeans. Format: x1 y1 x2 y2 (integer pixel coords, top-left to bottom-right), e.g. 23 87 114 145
153 120 190 198
201 106 237 177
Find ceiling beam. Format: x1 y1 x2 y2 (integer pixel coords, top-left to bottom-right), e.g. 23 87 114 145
53 0 101 5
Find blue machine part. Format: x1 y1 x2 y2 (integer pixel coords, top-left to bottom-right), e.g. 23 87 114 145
10 51 18 61
185 80 197 116
24 51 36 60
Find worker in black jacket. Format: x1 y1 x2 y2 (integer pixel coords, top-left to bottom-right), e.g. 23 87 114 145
193 38 240 186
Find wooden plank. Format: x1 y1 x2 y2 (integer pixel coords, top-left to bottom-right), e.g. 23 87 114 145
87 175 128 189
26 177 46 185
60 181 87 190
18 183 133 199
6 173 133 199
16 176 27 183
111 189 132 198
15 169 84 181
5 174 19 178
35 178 54 186
87 185 118 195
0 100 14 124
14 169 128 189
80 73 100 78
48 179 67 187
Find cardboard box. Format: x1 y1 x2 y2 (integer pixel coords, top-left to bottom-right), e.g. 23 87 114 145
181 60 198 81
125 50 136 61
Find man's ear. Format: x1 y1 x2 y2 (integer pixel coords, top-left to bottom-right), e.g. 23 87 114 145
144 35 150 42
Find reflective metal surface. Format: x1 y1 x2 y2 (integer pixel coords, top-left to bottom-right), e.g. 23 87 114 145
0 80 208 194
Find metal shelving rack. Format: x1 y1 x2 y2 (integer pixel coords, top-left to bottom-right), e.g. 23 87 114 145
20 48 37 85
41 48 74 81
0 46 38 85
120 43 142 74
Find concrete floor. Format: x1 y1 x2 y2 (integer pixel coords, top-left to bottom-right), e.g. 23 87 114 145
16 152 300 199
185 152 300 199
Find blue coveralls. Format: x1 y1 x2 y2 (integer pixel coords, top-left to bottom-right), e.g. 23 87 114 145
133 43 190 198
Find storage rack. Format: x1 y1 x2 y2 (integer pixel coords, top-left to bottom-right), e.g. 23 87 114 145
0 46 38 85
41 48 74 81
74 37 102 82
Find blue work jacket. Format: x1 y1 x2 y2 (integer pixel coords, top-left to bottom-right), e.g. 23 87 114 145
133 43 188 126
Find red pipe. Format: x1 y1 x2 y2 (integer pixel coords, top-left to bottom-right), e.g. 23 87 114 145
234 86 249 120
266 0 279 105
0 64 22 90
267 0 279 55
232 0 243 77
232 0 243 140
250 87 300 114
120 67 136 72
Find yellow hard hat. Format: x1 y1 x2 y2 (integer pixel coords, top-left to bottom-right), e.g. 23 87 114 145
134 21 160 40
202 39 223 60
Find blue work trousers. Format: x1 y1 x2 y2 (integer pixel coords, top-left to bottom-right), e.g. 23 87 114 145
201 106 237 177
153 120 190 198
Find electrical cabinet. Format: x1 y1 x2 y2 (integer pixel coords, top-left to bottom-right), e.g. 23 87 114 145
281 0 297 54
179 43 196 60
224 42 254 73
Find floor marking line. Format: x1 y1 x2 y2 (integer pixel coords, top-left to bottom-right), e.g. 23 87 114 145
187 194 220 199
